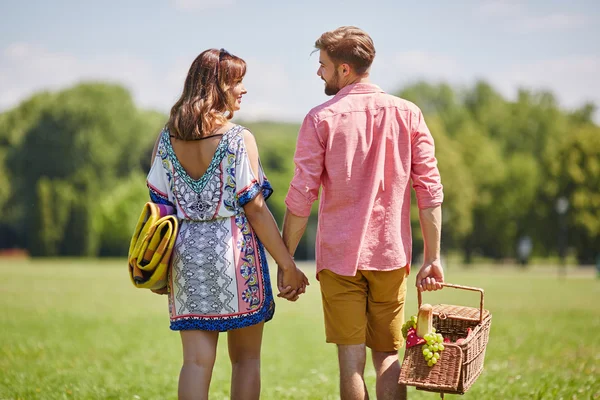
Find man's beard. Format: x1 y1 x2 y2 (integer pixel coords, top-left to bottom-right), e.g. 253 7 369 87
323 72 341 96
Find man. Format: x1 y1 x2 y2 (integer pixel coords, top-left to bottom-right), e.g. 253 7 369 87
281 27 445 400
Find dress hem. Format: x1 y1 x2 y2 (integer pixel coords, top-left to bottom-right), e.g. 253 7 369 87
169 301 275 331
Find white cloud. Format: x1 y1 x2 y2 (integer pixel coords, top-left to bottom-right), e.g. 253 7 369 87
0 43 317 123
171 0 235 11
0 42 184 112
494 56 600 110
374 51 465 84
475 1 589 33
371 50 599 120
512 13 589 33
476 0 524 18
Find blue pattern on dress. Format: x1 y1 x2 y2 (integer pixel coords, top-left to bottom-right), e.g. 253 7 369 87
149 187 174 207
238 180 274 206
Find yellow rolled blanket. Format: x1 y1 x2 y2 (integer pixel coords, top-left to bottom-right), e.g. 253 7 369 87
128 202 179 290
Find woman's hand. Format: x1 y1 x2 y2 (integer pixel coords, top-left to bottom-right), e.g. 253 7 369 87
277 262 309 302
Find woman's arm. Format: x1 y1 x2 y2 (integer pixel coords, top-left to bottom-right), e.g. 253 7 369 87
241 131 308 294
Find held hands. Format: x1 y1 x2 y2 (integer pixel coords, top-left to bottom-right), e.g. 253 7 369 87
415 260 444 292
277 261 309 302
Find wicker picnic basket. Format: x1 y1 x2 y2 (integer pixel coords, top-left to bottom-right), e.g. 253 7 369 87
399 283 492 398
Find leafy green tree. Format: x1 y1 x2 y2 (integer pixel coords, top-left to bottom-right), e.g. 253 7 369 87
414 116 475 251
0 92 56 248
547 124 600 263
31 178 75 256
6 83 153 256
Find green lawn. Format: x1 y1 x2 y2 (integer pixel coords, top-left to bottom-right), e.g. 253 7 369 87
1 259 599 399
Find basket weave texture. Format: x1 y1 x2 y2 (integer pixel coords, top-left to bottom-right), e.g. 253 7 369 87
399 283 492 395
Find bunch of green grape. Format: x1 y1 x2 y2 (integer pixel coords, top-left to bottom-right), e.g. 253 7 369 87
401 315 417 339
422 332 445 367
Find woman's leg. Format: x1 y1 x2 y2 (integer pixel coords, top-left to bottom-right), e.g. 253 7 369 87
227 322 264 400
178 330 219 400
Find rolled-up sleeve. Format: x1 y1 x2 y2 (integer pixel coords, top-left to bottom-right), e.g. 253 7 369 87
410 109 444 209
285 114 325 217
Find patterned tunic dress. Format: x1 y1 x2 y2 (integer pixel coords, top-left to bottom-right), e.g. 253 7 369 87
146 125 275 331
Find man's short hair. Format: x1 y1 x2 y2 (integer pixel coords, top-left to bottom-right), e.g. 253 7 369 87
315 26 376 75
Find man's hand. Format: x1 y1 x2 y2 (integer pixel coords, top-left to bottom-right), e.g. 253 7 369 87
415 260 444 292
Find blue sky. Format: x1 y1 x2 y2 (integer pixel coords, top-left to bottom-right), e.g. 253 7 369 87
1 0 598 122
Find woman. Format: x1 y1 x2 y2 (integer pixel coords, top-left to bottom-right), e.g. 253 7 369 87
146 48 308 400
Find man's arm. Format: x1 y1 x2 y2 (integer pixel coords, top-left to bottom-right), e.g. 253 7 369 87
420 206 441 263
282 209 309 257
410 107 445 292
415 205 444 292
283 114 324 254
280 113 324 299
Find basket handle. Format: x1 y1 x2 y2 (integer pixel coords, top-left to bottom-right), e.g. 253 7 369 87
418 283 485 323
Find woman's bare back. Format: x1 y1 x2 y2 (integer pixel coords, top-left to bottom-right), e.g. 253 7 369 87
169 123 236 180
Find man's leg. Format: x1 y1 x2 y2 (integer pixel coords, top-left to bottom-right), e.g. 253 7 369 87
319 269 369 400
365 268 408 400
371 350 406 400
338 344 369 400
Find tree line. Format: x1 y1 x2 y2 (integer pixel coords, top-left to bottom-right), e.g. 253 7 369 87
0 82 598 264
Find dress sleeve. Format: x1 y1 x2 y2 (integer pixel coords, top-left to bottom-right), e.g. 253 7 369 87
235 132 273 207
146 131 176 208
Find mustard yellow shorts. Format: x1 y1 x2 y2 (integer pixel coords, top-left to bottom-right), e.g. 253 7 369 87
318 268 407 352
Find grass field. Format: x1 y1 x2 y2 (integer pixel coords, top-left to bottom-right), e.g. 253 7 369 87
1 259 599 400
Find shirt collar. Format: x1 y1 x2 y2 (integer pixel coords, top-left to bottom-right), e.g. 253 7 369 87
335 82 385 97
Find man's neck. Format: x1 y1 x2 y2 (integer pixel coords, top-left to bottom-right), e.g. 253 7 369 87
342 74 370 88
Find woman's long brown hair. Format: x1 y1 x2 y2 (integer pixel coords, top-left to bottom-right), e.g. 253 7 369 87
167 49 246 140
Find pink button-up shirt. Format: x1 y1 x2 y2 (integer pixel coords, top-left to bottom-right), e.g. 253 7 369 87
285 83 443 277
